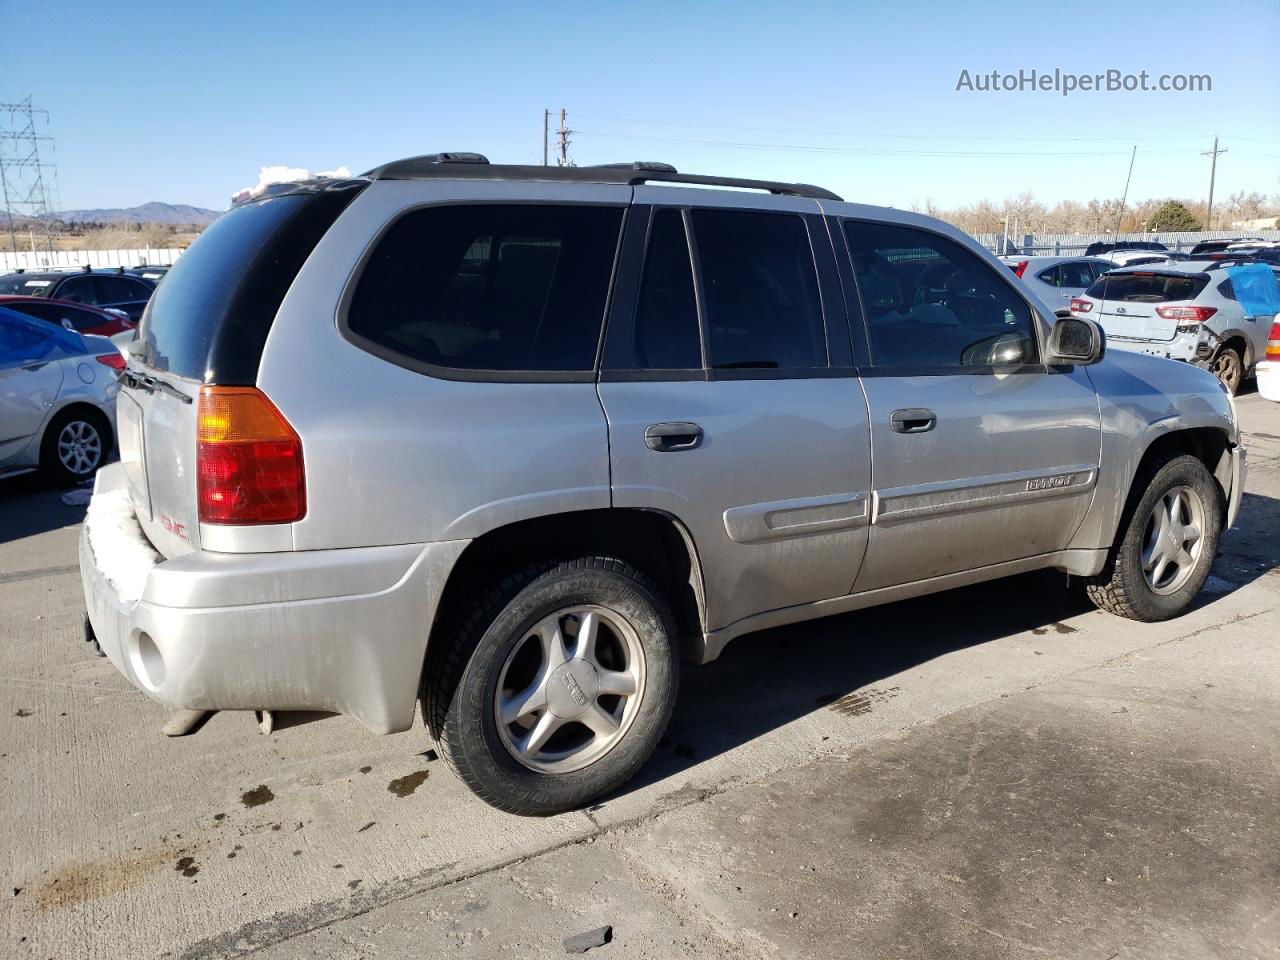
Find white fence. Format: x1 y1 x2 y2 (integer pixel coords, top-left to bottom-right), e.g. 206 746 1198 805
975 229 1280 256
0 247 183 273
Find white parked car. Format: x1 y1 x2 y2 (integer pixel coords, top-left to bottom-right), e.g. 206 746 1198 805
1000 256 1115 308
0 305 121 483
1258 319 1280 401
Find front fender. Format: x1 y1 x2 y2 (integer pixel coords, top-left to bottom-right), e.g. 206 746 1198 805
1070 350 1236 552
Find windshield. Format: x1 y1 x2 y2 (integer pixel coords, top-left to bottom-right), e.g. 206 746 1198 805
0 275 54 295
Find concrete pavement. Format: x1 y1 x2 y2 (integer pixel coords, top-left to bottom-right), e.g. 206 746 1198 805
3 393 1278 960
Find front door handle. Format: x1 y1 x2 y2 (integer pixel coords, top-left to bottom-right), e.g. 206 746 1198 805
890 408 936 434
645 422 703 451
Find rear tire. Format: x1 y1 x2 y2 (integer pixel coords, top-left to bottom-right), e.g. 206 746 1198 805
423 556 679 816
40 407 110 486
1209 346 1243 396
1085 453 1221 621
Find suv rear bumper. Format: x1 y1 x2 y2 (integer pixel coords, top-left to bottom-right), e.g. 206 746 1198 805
79 464 467 734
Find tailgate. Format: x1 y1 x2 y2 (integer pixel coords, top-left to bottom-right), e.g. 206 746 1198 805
117 364 202 558
1096 299 1178 341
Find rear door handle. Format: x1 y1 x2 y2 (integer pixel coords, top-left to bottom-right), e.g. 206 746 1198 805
890 408 936 434
645 422 703 451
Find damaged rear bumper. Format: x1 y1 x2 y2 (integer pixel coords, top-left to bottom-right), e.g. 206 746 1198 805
79 463 467 734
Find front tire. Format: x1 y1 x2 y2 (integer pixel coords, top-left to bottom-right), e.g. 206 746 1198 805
424 557 679 815
1086 453 1222 621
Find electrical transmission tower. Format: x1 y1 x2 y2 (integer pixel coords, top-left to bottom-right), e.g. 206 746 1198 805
0 97 59 256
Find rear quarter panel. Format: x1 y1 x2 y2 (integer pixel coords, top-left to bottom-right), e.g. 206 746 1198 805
257 180 626 551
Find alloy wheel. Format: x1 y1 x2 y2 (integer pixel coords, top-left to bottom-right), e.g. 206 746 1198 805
57 420 103 476
1141 484 1206 595
494 605 646 774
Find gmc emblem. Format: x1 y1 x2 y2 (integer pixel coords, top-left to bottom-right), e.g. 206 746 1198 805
160 515 189 541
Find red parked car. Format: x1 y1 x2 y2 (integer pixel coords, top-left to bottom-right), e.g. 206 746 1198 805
0 296 135 337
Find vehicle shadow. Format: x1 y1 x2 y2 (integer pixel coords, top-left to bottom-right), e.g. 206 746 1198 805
613 491 1280 802
0 472 93 547
613 568 1091 799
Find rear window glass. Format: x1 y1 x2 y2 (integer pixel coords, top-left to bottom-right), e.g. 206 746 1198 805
139 186 363 382
1085 272 1208 303
346 203 624 373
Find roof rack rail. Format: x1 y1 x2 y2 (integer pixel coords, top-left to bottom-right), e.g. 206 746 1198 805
361 154 841 201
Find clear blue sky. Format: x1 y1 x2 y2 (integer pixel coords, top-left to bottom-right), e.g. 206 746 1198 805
3 0 1278 212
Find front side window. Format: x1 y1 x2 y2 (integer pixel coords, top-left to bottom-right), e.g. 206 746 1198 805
844 221 1039 368
691 209 826 370
346 203 624 373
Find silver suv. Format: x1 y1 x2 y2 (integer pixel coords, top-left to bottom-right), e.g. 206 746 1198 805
1070 259 1280 394
80 155 1245 815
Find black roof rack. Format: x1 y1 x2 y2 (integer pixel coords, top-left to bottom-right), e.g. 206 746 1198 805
360 153 841 201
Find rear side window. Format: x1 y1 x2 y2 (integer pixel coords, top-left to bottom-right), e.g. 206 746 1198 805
139 184 365 382
634 209 701 369
1055 261 1096 288
346 204 623 374
691 209 826 370
1085 273 1208 303
97 275 150 303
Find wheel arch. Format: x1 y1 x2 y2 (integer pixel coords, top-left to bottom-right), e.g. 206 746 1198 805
1213 330 1253 370
1127 426 1232 520
43 401 114 456
425 507 708 677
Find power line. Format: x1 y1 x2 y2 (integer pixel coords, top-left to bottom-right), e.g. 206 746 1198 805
573 112 1276 144
574 129 1198 159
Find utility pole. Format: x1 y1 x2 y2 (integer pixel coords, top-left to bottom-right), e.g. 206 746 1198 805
543 109 549 166
1202 135 1227 231
556 109 573 167
1115 145 1136 235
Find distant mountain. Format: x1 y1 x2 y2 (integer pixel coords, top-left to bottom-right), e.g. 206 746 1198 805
41 202 223 226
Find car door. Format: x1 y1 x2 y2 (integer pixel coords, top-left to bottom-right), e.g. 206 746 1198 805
831 214 1102 592
0 311 67 467
598 189 873 633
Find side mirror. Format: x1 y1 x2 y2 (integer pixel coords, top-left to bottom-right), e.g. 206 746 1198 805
1046 316 1105 365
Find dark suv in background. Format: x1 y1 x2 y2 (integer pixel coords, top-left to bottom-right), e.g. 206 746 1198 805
0 268 155 322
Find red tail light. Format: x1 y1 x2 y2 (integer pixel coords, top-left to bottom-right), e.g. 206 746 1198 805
197 387 305 525
1069 298 1093 313
1013 260 1029 278
1267 320 1280 361
95 352 126 370
1155 305 1217 322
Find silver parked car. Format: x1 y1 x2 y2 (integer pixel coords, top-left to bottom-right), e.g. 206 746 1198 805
1070 259 1280 394
1000 255 1115 306
80 156 1245 815
1 306 120 483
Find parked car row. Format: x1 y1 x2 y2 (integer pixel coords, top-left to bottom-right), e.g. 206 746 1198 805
0 267 157 323
1004 238 1280 397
